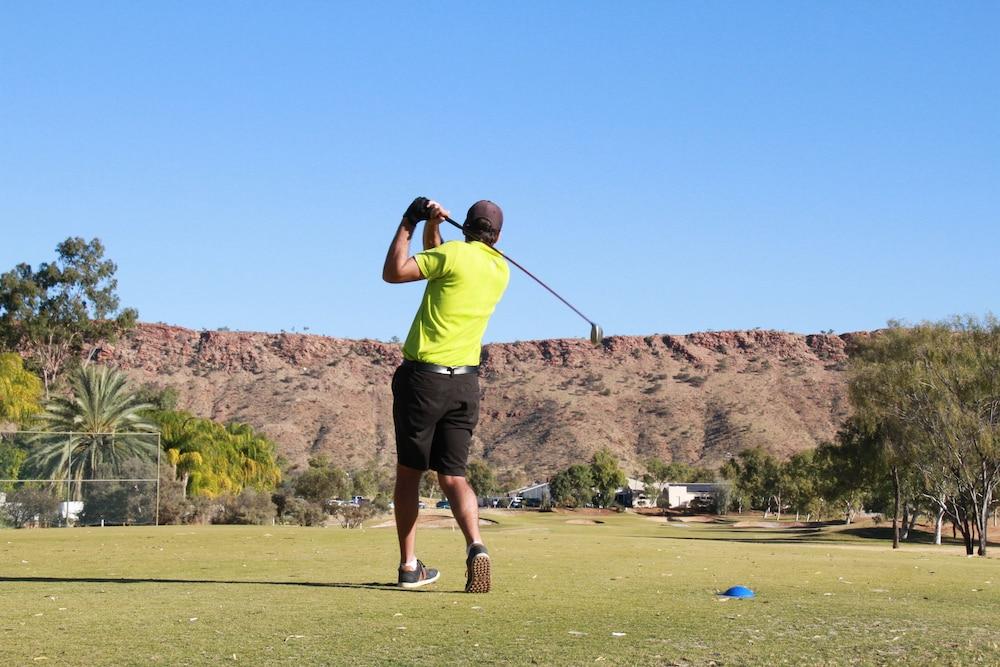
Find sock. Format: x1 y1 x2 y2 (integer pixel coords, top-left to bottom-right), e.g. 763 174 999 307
401 558 418 571
467 541 484 556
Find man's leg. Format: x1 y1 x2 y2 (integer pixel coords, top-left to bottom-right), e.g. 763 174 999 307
438 473 482 548
394 464 424 564
439 472 491 593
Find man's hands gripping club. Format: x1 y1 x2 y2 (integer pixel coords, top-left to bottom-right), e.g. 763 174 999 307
384 197 449 283
401 196 448 231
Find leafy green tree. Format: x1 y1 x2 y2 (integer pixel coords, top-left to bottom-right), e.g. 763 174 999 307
720 458 749 513
465 461 497 497
590 448 626 507
24 365 157 499
848 319 1000 555
724 447 780 516
646 458 671 485
0 352 43 425
549 464 594 508
350 462 392 501
293 456 351 505
152 410 282 498
0 435 27 491
0 237 137 396
781 450 819 520
848 324 928 548
819 423 888 525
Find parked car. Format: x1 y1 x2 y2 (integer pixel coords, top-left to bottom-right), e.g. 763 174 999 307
435 500 451 509
418 501 427 509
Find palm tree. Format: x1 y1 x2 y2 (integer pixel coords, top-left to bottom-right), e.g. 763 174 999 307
153 410 281 497
25 365 157 499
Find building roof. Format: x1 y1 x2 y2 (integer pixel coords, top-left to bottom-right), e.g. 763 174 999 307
508 482 549 495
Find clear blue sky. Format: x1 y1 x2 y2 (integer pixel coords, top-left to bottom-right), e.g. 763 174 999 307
2 3 997 343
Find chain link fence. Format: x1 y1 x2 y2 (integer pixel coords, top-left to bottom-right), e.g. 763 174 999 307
0 431 161 527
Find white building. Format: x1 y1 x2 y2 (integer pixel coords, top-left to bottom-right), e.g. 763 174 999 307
615 477 658 508
508 482 550 502
664 483 721 509
60 501 84 522
616 479 724 509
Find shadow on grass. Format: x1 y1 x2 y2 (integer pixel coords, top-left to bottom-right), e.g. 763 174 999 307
655 524 996 548
839 525 997 547
0 575 445 593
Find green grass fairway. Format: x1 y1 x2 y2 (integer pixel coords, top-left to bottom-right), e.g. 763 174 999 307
2 512 998 665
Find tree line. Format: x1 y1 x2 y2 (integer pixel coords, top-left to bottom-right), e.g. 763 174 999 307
3 239 998 550
712 319 1000 557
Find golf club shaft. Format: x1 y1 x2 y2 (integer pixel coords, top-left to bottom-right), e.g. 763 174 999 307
443 216 596 327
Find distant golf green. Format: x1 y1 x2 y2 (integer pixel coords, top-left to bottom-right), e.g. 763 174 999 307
1 512 997 665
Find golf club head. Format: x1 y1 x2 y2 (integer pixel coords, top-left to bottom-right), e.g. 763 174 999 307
590 323 603 346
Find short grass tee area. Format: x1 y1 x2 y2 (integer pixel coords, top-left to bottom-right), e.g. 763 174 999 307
2 511 997 665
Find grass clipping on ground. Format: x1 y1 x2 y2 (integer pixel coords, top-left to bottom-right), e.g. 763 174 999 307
1 513 997 665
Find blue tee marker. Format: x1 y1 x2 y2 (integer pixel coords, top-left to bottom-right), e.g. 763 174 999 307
720 585 756 599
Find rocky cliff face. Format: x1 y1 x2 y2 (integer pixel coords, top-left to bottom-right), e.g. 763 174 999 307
97 324 856 478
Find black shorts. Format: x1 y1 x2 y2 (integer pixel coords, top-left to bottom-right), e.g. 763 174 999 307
391 363 480 476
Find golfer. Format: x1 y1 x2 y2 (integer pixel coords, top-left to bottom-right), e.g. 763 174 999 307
382 196 509 592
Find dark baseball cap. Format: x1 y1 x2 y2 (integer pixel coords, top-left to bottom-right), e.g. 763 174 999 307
463 200 504 239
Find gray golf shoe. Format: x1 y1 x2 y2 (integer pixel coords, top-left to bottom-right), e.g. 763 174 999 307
465 544 491 593
398 560 440 589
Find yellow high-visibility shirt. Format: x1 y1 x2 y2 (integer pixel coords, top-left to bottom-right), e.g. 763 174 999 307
403 240 510 367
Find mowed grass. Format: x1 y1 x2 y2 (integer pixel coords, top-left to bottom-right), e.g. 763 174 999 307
2 512 998 666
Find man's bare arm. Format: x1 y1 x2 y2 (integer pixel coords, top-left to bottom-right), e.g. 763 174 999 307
423 220 442 250
422 201 448 250
383 220 424 283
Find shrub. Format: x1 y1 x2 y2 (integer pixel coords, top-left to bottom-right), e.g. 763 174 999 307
2 485 61 528
281 497 326 526
156 476 192 525
216 488 276 525
188 495 221 524
333 503 378 528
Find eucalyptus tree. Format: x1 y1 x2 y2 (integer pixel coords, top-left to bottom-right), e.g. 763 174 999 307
590 448 626 508
292 456 350 505
850 318 1000 556
465 461 498 498
549 464 594 508
0 237 137 396
849 324 936 548
723 447 781 517
24 364 157 499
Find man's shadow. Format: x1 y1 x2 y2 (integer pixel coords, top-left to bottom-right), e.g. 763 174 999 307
0 575 442 593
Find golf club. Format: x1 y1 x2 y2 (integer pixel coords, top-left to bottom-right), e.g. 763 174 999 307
443 216 604 346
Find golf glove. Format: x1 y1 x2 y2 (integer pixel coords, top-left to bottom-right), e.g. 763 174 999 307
403 197 430 228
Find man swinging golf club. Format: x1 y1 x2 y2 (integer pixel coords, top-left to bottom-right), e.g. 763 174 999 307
382 196 509 592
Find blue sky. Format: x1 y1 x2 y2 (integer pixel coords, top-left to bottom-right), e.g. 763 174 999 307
2 3 997 343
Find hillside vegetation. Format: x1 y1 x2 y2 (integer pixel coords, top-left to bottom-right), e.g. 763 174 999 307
97 324 856 478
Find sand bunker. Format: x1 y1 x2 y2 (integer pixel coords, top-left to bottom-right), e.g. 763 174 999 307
565 519 605 525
